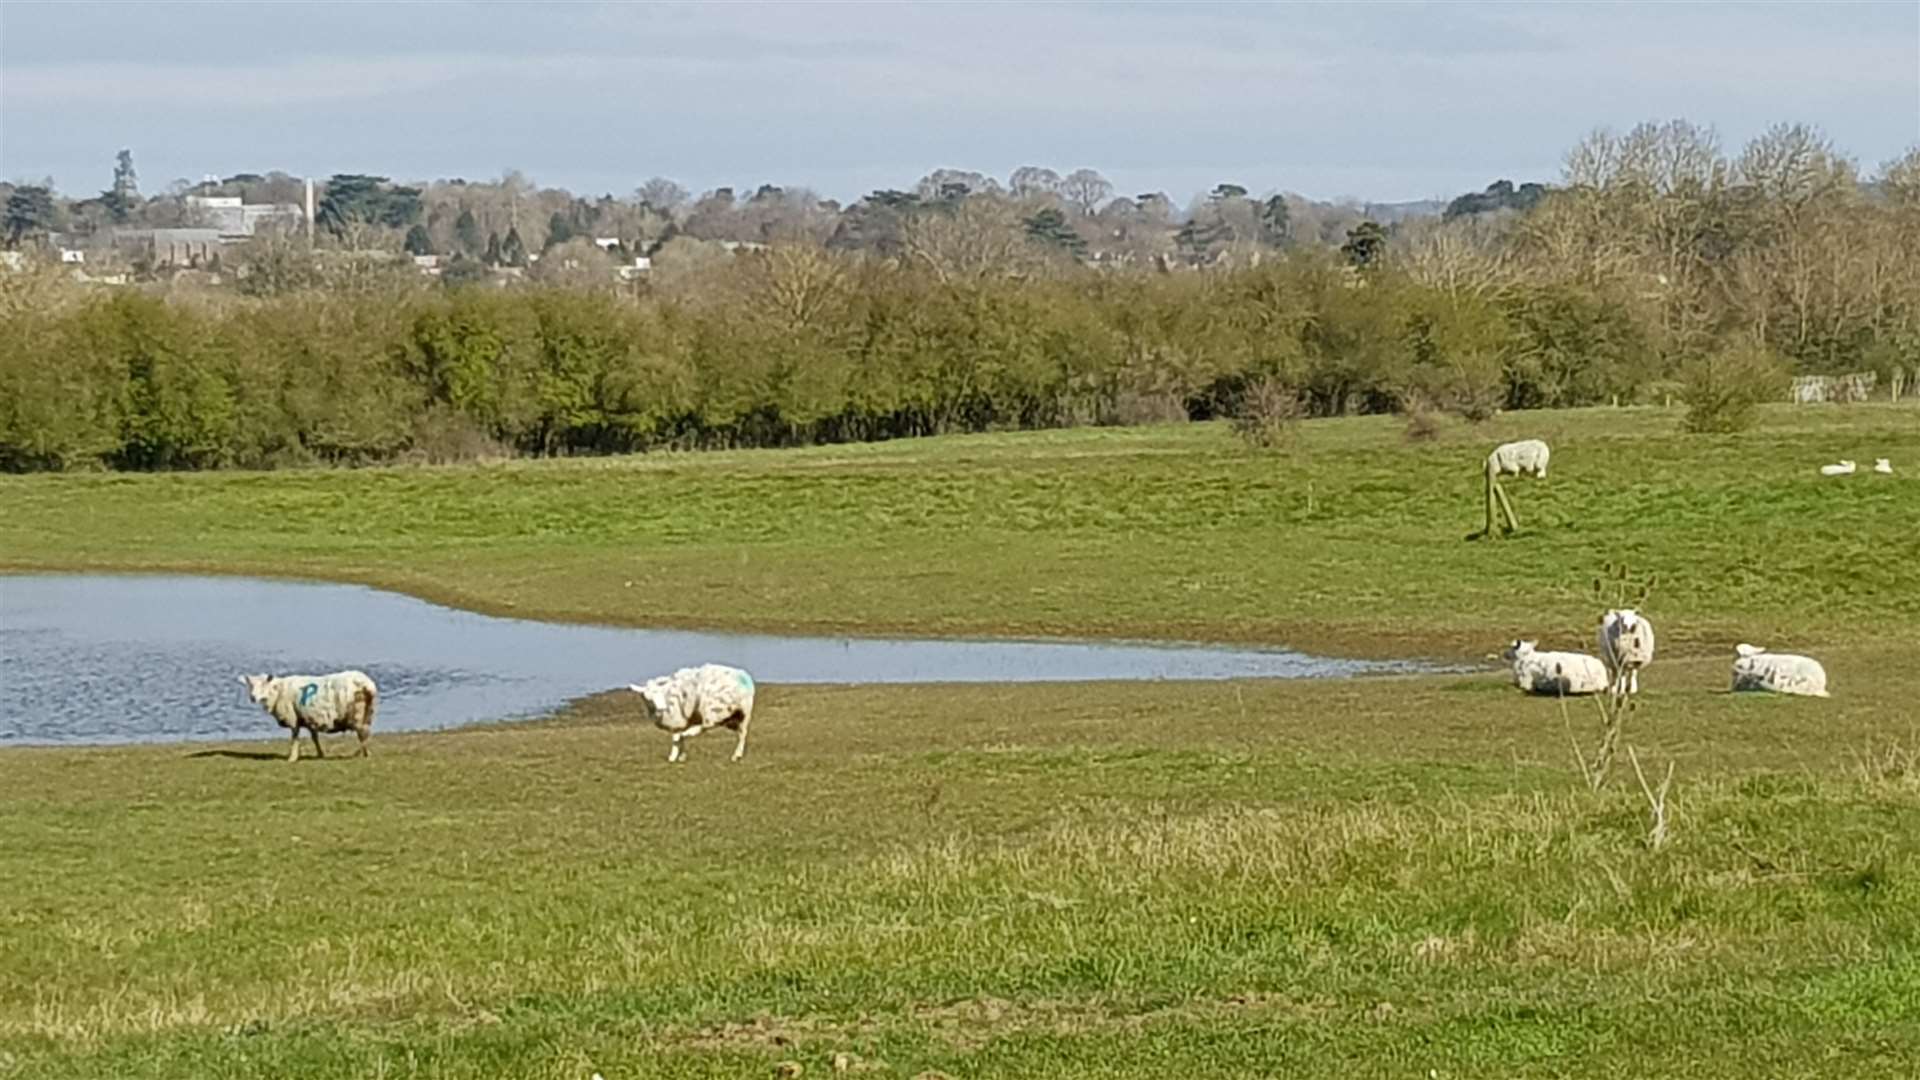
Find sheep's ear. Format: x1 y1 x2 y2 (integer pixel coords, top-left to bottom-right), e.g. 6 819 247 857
237 675 250 687
628 684 644 694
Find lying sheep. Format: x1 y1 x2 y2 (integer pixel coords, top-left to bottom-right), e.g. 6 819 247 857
1501 640 1609 696
1487 439 1550 478
1819 460 1857 476
239 670 377 762
1598 609 1656 696
1873 458 1893 474
628 663 757 763
1731 644 1830 697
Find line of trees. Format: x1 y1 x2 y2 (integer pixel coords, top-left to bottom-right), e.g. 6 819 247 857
2 121 1916 471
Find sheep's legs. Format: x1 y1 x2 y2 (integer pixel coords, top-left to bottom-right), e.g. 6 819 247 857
669 724 704 763
355 728 370 758
731 717 750 762
286 728 302 763
309 728 326 759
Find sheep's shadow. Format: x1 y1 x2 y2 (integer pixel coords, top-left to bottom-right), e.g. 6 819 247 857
184 749 288 762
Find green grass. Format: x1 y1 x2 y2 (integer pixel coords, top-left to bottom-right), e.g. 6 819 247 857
4 663 1919 1078
5 403 1920 1077
3 403 1916 655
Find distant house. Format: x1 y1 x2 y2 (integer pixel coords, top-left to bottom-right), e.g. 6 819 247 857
59 248 85 264
184 195 303 238
412 254 443 275
115 228 227 268
593 237 622 251
618 256 652 282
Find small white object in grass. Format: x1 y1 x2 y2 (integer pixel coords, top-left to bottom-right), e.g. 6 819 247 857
1819 460 1857 476
1873 458 1893 474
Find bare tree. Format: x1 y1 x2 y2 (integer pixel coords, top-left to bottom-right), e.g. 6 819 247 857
734 242 852 333
637 177 689 217
1008 165 1063 199
914 168 1001 202
1061 168 1114 216
900 198 1037 283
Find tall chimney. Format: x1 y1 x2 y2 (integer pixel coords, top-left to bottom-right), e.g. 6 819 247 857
304 177 315 243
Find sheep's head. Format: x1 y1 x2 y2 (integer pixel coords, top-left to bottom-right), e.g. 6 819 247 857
627 677 673 720
237 674 272 704
1500 640 1536 662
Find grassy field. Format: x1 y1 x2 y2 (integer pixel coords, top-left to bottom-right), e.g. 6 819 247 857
2 403 1917 657
4 404 1920 1077
3 665 1919 1078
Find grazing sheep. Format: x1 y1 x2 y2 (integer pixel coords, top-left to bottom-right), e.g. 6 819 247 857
1819 460 1857 476
1487 439 1550 479
1731 644 1830 698
239 670 377 763
1598 610 1656 696
1501 640 1609 696
1873 458 1893 474
628 663 757 763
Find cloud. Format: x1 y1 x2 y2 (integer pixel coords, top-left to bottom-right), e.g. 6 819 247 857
1 1 1914 202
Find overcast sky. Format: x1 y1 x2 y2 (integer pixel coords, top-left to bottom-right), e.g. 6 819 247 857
2 1 1916 205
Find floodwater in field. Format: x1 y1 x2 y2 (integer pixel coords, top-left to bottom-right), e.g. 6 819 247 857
0 574 1431 746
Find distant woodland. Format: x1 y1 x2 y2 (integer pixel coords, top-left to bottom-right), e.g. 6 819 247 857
3 120 1917 470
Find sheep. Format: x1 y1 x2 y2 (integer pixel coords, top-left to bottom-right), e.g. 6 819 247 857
1500 640 1609 696
238 670 377 763
1598 609 1656 696
628 663 757 763
1873 458 1893 474
1487 439 1550 479
1730 643 1830 698
1819 460 1857 476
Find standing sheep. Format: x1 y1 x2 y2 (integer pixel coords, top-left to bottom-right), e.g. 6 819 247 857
1500 640 1609 696
1487 439 1551 479
239 670 378 763
1598 609 1656 696
1731 644 1830 697
628 663 757 763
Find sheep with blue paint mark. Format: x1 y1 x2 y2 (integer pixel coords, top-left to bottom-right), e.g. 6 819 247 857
628 663 758 763
238 670 378 762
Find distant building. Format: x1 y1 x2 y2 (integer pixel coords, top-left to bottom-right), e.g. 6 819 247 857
115 228 227 268
59 248 85 264
618 256 652 282
184 195 304 238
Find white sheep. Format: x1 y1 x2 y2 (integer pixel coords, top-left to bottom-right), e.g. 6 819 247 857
1598 609 1656 696
1819 460 1856 476
238 670 378 762
1873 458 1893 474
1501 640 1609 696
628 663 757 763
1487 439 1550 479
1730 644 1830 698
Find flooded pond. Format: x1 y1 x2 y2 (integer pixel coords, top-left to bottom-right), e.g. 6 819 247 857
1 574 1428 746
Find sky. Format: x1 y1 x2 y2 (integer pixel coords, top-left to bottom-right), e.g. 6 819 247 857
2 1 1916 206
